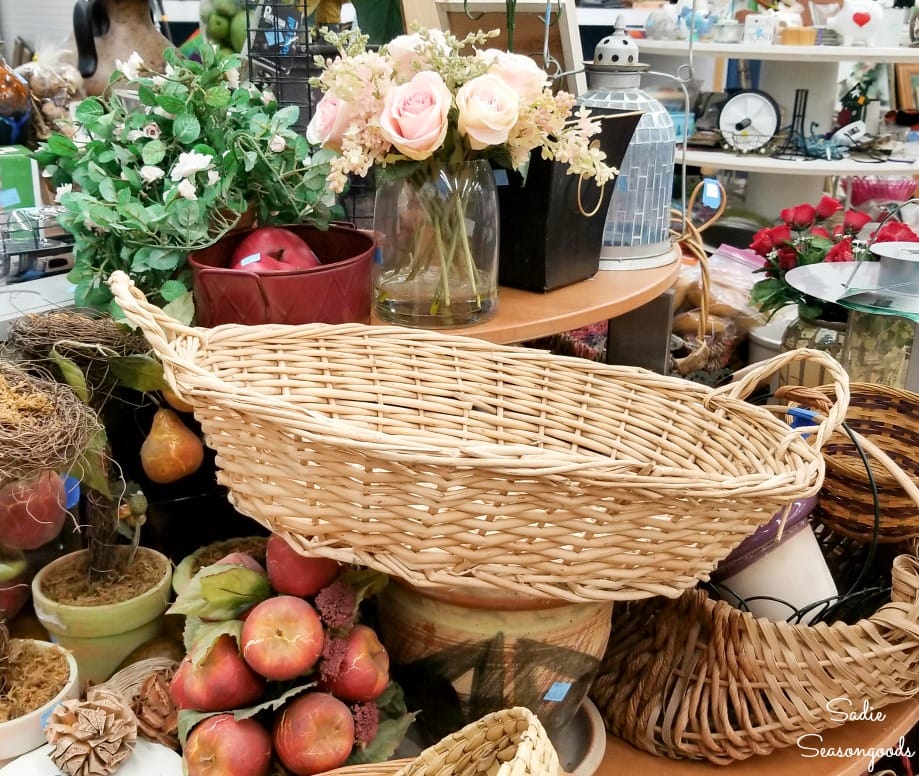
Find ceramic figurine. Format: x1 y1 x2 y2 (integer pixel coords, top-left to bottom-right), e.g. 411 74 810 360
826 0 883 45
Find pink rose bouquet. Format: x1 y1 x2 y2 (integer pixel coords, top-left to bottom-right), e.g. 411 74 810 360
749 195 919 320
307 28 617 318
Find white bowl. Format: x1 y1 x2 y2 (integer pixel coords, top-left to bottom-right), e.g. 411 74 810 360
0 640 79 767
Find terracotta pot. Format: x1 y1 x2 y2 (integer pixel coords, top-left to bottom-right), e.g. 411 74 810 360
31 547 172 684
376 582 613 742
0 640 79 768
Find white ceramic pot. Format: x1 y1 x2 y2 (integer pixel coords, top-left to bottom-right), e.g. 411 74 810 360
0 640 79 768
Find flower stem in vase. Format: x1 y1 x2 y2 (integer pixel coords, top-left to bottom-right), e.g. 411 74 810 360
373 159 498 329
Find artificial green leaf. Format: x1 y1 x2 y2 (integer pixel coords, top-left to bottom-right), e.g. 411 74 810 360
98 178 118 202
75 97 105 123
232 682 316 721
49 348 89 403
44 133 78 158
68 429 113 498
204 85 232 108
137 84 158 107
108 355 168 392
167 563 272 620
160 279 188 302
346 713 418 764
141 139 167 165
172 112 202 145
146 247 184 272
155 94 187 116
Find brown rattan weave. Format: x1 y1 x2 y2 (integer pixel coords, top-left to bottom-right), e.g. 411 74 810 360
109 271 850 602
809 382 919 542
590 552 919 764
326 707 559 775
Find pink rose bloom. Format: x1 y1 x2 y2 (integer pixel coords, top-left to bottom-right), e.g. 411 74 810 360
387 31 449 80
306 93 355 152
379 71 451 160
477 49 548 102
456 74 520 151
873 221 919 243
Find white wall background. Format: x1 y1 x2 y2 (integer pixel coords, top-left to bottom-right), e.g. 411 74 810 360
1 0 76 62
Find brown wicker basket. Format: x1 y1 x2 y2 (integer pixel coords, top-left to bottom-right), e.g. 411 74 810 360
590 550 919 764
326 707 559 775
109 271 850 603
810 382 919 543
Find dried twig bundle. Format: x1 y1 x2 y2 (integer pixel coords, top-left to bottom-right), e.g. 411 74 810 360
0 360 101 485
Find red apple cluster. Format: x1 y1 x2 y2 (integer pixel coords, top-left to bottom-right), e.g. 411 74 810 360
0 470 69 620
173 534 396 776
228 227 323 273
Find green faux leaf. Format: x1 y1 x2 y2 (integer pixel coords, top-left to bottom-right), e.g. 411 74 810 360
68 429 113 498
44 133 78 158
146 246 184 272
167 563 272 620
187 620 244 661
347 713 418 765
160 279 188 302
75 97 105 123
204 85 232 108
49 348 89 403
137 84 158 107
172 112 202 145
164 291 195 325
155 94 187 116
108 355 168 393
141 140 167 166
232 682 316 721
242 150 257 172
98 178 118 203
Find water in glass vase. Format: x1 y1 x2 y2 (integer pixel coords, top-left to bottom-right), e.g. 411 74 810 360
373 159 499 328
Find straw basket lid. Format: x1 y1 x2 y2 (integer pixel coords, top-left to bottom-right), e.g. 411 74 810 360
107 271 850 602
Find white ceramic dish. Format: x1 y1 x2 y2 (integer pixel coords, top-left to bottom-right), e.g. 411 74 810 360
0 739 182 776
0 641 79 768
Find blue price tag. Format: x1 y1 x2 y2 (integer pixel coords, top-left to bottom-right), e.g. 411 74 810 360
701 178 721 210
493 168 508 187
543 682 571 702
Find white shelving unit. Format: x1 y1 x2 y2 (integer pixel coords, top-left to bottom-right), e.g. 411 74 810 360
636 39 919 216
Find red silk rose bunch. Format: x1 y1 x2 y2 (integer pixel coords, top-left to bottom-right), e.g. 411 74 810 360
749 195 919 319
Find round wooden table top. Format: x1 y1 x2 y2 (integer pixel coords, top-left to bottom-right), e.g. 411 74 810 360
370 250 682 344
596 698 919 776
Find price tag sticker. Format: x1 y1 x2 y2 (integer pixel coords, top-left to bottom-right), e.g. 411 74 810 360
701 178 721 210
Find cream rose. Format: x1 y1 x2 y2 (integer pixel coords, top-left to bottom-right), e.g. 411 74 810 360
306 93 354 152
478 49 548 102
379 71 451 161
456 74 520 150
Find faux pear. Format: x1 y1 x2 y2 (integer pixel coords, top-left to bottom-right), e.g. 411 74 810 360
140 407 205 484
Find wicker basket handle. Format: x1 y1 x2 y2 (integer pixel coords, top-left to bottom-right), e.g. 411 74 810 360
108 270 206 373
711 348 850 452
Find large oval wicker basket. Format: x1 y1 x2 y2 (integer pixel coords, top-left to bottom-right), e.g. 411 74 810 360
109 271 850 602
590 549 919 764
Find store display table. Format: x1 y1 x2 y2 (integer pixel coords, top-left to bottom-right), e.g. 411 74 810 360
371 249 682 344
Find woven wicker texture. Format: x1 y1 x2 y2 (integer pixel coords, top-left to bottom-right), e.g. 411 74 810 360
109 271 849 602
590 552 919 764
326 707 560 775
809 382 919 542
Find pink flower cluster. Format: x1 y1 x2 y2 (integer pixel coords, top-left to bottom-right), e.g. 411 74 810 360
306 29 616 193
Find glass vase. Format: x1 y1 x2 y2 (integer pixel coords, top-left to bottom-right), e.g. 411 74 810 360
840 310 916 388
373 159 499 328
778 310 848 389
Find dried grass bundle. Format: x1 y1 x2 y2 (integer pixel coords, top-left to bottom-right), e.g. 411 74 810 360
0 360 101 485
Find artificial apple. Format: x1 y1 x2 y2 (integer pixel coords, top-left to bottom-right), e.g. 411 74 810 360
0 469 67 551
325 624 390 702
170 634 266 712
184 714 272 776
273 692 355 776
0 551 31 620
229 227 321 273
240 595 324 681
265 534 341 597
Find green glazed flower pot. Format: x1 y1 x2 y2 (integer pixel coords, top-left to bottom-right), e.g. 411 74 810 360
30 547 172 684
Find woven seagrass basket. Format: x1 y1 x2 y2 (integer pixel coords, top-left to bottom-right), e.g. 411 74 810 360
809 382 919 543
591 546 919 763
326 707 559 775
109 271 850 602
